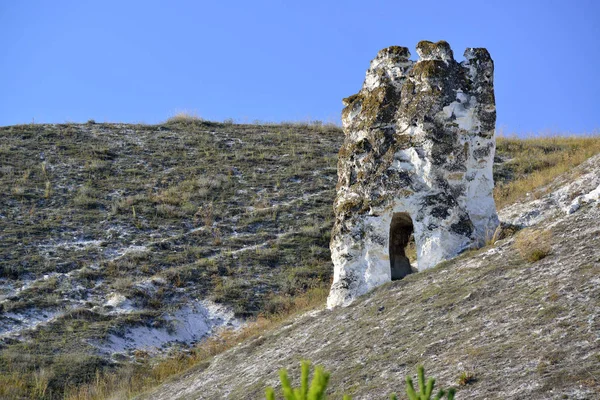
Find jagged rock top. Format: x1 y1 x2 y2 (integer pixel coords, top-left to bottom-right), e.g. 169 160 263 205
415 40 454 61
342 41 495 134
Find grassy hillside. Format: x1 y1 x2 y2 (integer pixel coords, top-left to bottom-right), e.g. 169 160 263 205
143 178 600 399
0 119 342 399
494 134 600 208
1 119 599 399
1 119 341 315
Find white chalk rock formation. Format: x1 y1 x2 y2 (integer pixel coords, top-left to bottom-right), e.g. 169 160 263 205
328 41 499 308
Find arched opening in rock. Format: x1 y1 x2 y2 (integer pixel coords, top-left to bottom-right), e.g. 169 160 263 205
389 212 416 280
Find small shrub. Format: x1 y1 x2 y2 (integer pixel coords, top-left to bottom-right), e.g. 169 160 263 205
85 159 108 173
490 222 520 244
514 229 552 262
32 368 50 398
73 185 101 208
1 264 25 279
264 294 295 316
112 277 133 291
48 354 108 395
11 185 25 197
457 370 476 386
165 111 204 124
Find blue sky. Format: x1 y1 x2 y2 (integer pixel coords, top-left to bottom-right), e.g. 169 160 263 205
1 0 599 134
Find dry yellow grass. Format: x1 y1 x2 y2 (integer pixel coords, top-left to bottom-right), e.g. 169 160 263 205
62 286 329 400
494 135 600 208
514 228 552 262
165 111 204 124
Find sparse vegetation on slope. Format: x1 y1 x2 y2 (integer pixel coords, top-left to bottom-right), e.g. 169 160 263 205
62 287 329 400
1 121 599 399
514 228 552 262
139 147 600 399
494 134 600 207
142 185 600 399
0 120 341 399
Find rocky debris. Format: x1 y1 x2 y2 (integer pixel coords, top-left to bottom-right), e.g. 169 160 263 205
329 41 499 308
567 184 600 213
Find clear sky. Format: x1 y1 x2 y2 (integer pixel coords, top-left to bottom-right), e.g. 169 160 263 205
1 0 599 134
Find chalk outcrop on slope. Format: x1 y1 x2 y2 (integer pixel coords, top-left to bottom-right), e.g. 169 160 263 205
328 41 499 308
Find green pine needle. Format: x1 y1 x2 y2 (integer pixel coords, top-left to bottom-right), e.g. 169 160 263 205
265 387 275 400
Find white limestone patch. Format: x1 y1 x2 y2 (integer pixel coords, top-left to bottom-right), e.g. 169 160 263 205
565 183 600 214
0 279 16 302
442 92 478 131
58 239 104 249
38 239 104 253
95 300 240 354
105 244 149 261
0 308 63 338
104 293 136 314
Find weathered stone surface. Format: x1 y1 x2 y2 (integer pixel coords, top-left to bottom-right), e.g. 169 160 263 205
328 41 499 308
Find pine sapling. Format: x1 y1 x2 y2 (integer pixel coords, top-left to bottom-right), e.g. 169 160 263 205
265 360 341 400
401 366 456 400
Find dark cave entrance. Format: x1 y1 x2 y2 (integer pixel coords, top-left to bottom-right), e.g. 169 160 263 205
389 212 416 280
